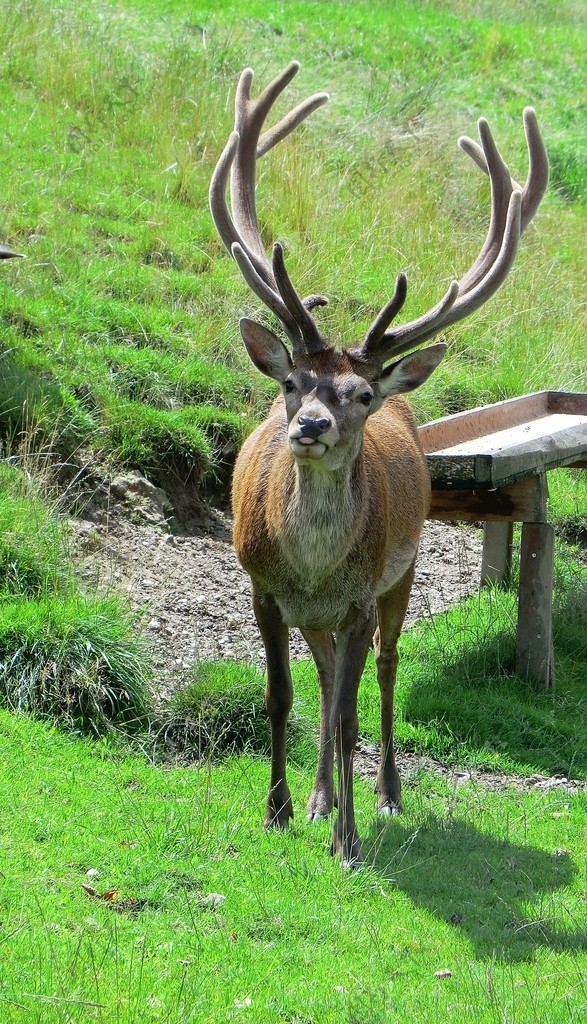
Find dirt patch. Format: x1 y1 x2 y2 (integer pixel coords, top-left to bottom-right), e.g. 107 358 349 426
70 469 483 699
354 742 587 796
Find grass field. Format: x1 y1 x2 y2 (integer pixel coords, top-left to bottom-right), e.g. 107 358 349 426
1 708 587 1024
1 0 587 1020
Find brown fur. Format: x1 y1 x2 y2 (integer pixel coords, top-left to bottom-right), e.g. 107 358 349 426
232 352 434 865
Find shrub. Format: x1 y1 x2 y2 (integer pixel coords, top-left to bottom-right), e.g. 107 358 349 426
163 661 316 766
0 594 152 735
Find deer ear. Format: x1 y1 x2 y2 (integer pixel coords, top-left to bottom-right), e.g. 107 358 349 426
239 318 294 382
374 343 447 398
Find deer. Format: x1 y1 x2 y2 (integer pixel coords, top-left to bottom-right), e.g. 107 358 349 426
209 61 548 866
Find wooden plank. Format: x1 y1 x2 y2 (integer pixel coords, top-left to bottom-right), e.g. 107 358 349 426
481 521 514 586
426 413 587 487
427 475 548 523
420 391 587 455
430 413 587 458
419 391 549 453
516 522 555 688
547 392 587 415
426 452 482 485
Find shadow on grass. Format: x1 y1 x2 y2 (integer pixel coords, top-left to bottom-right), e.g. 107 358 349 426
399 587 587 779
366 810 586 963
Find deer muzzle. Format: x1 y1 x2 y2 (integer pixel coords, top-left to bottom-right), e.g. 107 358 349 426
289 413 336 460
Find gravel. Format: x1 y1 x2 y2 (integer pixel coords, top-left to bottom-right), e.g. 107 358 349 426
70 470 483 698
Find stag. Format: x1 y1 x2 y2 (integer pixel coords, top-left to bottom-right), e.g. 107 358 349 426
209 61 548 865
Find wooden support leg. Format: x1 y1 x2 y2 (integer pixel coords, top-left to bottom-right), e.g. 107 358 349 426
481 521 514 587
516 522 555 688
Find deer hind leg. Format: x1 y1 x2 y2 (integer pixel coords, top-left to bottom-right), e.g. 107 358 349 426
330 605 377 867
253 591 294 829
300 628 336 821
375 562 416 816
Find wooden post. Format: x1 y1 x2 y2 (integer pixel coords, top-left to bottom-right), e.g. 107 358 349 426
481 521 514 586
516 521 555 688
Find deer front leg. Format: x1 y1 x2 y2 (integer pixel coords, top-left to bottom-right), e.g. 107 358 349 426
331 605 376 867
374 564 415 815
301 628 336 821
253 591 293 829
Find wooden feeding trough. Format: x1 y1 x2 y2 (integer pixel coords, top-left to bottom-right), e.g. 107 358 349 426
419 391 587 687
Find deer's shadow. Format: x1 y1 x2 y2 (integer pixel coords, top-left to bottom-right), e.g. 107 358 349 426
364 804 586 963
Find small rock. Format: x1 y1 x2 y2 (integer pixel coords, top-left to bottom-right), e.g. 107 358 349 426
199 893 226 910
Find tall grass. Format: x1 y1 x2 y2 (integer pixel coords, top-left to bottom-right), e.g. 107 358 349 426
0 464 152 732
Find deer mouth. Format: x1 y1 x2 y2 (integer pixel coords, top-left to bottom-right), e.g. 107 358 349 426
289 436 328 460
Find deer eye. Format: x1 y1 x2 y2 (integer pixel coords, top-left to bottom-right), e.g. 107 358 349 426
359 390 373 406
283 378 296 394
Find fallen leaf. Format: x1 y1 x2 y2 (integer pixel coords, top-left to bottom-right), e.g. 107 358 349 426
99 889 120 902
81 884 119 902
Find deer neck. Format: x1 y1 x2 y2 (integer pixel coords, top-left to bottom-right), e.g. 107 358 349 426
274 452 367 578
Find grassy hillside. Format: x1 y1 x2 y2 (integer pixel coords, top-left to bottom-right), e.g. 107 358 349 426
0 0 585 499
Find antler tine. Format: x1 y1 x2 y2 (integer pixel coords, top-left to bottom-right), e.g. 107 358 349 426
356 109 547 365
258 94 331 158
230 63 298 269
209 62 330 353
231 242 301 339
209 130 297 338
272 242 325 353
363 272 408 350
455 117 518 295
459 107 549 236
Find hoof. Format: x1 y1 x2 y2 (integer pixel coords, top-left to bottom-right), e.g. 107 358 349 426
341 855 364 870
306 789 333 822
307 810 330 822
378 801 403 817
265 792 293 830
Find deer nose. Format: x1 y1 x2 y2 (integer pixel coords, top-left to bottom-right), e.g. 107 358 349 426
298 414 331 439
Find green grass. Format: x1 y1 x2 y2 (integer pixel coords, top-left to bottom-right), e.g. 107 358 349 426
161 660 316 767
0 594 151 734
0 0 585 495
0 464 68 598
1 708 586 1023
0 465 151 732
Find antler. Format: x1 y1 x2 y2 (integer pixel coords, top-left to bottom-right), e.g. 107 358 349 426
351 107 549 366
209 61 330 355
